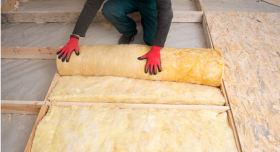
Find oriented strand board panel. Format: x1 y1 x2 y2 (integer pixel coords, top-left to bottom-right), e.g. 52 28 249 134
48 76 226 105
206 12 280 151
31 106 238 152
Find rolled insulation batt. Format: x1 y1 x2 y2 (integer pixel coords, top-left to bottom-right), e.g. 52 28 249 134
32 106 238 152
48 76 225 105
57 44 224 86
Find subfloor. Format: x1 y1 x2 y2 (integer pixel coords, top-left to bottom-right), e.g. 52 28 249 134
1 0 279 151
1 22 206 152
202 0 280 12
1 114 37 152
1 22 207 48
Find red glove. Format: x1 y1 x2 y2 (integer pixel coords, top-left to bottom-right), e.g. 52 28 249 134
57 37 79 62
138 45 162 75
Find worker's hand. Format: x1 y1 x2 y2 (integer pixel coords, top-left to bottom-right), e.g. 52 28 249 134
138 45 162 75
57 36 79 62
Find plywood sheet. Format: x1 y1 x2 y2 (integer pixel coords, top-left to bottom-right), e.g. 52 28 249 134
206 11 280 151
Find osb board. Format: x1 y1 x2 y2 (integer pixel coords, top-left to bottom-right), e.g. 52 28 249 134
206 11 280 152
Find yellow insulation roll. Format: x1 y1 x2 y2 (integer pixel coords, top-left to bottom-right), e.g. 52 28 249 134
57 44 224 86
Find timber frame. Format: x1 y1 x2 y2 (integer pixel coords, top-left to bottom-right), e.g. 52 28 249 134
1 0 242 151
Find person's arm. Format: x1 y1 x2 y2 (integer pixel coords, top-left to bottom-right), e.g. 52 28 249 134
57 0 105 62
153 0 173 47
73 0 105 37
138 0 173 75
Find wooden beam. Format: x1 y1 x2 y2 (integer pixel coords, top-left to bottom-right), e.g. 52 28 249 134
195 0 205 11
24 105 49 152
202 14 214 49
1 100 49 114
1 100 47 106
1 46 59 59
1 0 18 12
1 106 41 114
44 71 60 101
172 11 203 22
2 11 203 23
227 110 242 152
52 102 230 112
263 0 280 7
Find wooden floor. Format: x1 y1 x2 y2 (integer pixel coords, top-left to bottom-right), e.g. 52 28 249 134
206 11 280 151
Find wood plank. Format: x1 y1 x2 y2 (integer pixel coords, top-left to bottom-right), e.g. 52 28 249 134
206 11 280 152
195 0 205 11
172 11 203 22
263 0 280 6
1 100 47 106
227 110 242 152
221 80 230 106
44 71 60 101
1 100 47 114
1 0 18 12
24 105 49 152
1 106 41 114
1 46 59 59
51 102 230 112
2 11 203 23
202 14 213 49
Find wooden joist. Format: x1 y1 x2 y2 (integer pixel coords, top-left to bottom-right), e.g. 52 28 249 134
52 102 230 112
1 46 59 59
24 105 49 152
172 11 203 22
44 71 60 101
263 0 280 6
2 11 204 23
1 100 49 114
195 0 205 11
1 0 18 12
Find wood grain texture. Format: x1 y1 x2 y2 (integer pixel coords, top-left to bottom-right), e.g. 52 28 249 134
1 46 58 59
1 100 47 114
1 11 203 23
172 11 203 22
1 0 18 12
264 0 280 7
24 105 49 152
195 0 205 11
44 71 60 101
206 11 280 152
51 102 230 112
1 100 47 106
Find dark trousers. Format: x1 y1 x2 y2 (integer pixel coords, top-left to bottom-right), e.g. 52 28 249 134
102 0 158 46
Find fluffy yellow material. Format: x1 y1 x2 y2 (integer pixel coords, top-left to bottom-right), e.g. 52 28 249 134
57 44 224 86
31 106 237 152
48 76 225 105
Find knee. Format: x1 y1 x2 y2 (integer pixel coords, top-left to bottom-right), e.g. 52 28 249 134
102 3 111 18
168 10 173 21
102 3 123 19
166 9 173 22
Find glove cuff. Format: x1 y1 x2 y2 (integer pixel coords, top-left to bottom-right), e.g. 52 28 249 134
70 34 80 40
151 45 161 52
